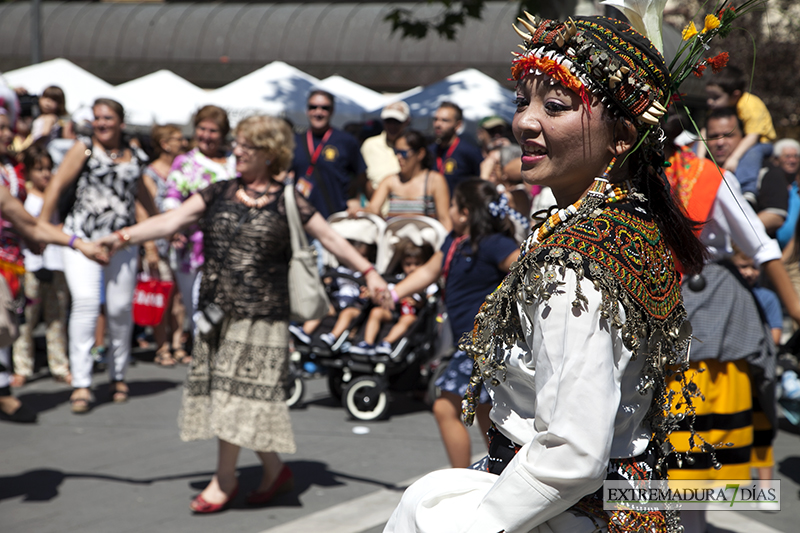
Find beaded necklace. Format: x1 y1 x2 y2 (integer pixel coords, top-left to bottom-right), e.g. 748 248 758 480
533 157 628 244
235 184 274 209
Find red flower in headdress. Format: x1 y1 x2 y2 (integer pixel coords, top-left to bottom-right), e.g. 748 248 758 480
707 52 729 73
692 64 707 78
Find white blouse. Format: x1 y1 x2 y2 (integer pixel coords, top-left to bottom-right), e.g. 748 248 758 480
386 267 652 533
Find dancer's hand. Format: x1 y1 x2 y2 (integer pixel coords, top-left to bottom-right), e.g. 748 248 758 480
95 233 125 257
76 240 110 265
364 269 387 301
379 289 396 311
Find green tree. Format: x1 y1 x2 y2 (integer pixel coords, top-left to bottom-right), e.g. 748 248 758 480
385 0 576 40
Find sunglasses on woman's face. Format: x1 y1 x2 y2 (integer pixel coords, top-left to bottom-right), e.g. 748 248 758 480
394 148 414 158
308 104 332 112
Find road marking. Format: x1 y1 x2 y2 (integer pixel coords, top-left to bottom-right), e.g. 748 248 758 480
258 455 485 533
261 456 785 533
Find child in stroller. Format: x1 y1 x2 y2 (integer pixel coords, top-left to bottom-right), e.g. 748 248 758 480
349 237 434 356
288 238 374 348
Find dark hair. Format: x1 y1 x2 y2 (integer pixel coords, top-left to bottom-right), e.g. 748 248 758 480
706 106 744 134
93 98 125 122
389 237 435 276
150 124 183 158
400 129 432 170
308 89 335 111
194 105 230 139
21 144 52 173
453 179 515 253
42 86 66 116
707 65 746 95
626 147 707 275
438 101 463 122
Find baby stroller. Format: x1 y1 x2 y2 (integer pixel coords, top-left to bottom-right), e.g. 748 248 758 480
287 212 386 408
335 216 449 421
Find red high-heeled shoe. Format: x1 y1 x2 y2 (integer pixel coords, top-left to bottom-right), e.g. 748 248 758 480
246 465 294 505
190 483 239 514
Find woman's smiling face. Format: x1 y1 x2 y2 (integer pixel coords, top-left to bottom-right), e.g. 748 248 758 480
512 74 616 206
92 104 123 146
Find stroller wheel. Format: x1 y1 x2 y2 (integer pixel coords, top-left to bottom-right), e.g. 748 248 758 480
286 373 305 409
343 376 389 421
327 369 345 400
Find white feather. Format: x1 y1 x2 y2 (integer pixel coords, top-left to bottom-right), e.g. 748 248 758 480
601 0 668 53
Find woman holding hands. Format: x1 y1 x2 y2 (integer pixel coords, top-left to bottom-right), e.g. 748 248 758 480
39 98 158 413
98 115 387 512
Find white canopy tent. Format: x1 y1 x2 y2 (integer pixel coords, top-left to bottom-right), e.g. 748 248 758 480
209 61 368 128
114 70 210 126
316 75 387 113
2 58 115 115
380 68 516 133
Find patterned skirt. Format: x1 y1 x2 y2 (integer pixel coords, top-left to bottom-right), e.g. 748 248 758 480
178 317 296 453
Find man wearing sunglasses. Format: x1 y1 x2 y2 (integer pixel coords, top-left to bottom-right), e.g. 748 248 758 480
361 101 411 194
291 89 366 219
706 107 787 237
429 102 482 197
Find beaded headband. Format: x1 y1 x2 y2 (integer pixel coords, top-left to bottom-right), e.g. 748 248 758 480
512 14 669 131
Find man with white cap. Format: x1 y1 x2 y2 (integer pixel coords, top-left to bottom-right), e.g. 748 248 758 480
361 101 411 193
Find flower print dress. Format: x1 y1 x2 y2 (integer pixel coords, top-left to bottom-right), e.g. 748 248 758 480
163 148 236 273
62 136 145 241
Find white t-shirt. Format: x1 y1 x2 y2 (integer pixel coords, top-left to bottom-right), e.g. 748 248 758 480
22 194 64 272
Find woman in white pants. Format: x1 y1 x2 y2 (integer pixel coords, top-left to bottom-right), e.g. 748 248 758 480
39 98 157 413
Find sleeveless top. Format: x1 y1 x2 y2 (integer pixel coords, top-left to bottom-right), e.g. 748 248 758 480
63 136 146 240
387 171 436 218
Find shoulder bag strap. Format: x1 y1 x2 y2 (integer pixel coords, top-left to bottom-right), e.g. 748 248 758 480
285 181 310 253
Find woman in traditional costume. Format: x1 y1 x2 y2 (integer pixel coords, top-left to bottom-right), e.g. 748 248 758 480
385 11 727 533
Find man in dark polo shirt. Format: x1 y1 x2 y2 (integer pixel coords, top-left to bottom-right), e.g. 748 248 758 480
429 102 483 196
291 89 367 218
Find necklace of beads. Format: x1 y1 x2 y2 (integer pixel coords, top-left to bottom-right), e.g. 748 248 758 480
235 185 273 209
534 157 633 243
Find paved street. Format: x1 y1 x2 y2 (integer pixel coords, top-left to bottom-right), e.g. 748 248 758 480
2 352 797 532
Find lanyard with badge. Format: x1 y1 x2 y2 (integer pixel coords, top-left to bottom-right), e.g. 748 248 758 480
436 137 460 175
305 128 333 177
298 128 337 215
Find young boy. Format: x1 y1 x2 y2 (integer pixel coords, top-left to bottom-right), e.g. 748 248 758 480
704 65 777 198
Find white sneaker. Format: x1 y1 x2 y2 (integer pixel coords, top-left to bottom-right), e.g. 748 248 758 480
349 341 376 355
289 325 311 345
320 332 336 346
375 341 392 355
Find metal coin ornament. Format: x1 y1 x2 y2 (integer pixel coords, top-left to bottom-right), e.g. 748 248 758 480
687 274 706 292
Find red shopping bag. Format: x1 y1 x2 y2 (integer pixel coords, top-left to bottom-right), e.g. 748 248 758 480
132 279 174 327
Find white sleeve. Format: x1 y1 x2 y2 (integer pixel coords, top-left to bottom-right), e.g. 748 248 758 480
716 171 781 266
385 269 627 533
464 269 621 532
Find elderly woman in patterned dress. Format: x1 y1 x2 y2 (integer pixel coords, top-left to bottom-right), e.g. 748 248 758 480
98 115 387 513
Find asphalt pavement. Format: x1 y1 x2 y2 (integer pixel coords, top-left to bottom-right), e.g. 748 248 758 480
2 351 797 533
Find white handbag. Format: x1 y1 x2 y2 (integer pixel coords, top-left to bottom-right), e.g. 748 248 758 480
285 183 331 322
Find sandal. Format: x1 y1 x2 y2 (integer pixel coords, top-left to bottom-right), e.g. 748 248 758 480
174 347 192 365
154 347 177 367
70 389 92 414
111 382 129 403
